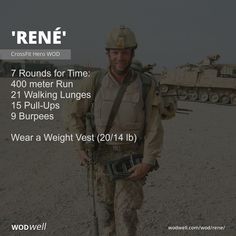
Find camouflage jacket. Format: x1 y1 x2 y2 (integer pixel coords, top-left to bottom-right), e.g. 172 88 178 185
64 68 164 166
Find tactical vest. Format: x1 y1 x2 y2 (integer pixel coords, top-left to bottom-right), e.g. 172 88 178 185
93 70 151 143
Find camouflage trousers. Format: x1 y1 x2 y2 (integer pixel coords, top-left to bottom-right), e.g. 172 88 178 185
95 163 144 236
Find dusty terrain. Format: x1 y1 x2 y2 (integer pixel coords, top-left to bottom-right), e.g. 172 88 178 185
0 77 235 236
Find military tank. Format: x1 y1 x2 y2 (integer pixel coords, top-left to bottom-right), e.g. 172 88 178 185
159 55 236 105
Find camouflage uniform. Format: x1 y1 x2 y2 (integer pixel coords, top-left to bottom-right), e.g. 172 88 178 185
67 26 164 236
95 157 144 236
67 68 163 235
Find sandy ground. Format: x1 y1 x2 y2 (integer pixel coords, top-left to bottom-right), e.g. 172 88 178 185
0 77 236 236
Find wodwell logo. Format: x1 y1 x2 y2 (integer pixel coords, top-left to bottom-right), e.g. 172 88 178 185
11 27 66 45
11 222 47 231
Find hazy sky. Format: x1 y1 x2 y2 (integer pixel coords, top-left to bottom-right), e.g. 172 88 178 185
0 0 235 68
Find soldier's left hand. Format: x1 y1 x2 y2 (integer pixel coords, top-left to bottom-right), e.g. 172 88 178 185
128 163 152 181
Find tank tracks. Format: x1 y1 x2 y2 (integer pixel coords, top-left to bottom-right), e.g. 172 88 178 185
161 85 236 106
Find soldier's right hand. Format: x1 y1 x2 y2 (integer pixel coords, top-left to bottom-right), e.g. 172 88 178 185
78 150 90 166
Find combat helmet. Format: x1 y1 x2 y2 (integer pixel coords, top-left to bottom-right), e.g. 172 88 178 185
106 26 137 50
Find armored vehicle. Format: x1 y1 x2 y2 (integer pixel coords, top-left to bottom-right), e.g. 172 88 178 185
160 55 236 105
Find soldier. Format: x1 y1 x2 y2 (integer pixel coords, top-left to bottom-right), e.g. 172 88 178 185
199 54 220 66
69 26 164 236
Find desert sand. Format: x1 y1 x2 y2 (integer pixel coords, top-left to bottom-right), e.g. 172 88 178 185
0 78 235 235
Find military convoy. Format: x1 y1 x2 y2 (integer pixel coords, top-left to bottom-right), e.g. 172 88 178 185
159 55 236 105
